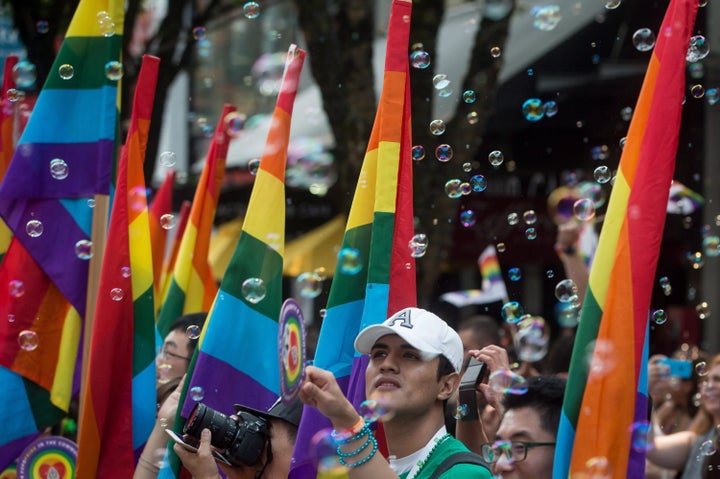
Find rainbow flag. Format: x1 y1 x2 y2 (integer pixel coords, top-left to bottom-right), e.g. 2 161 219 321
160 45 306 478
159 199 190 302
0 55 19 265
290 1 415 475
440 245 508 307
0 0 123 467
149 169 176 309
156 105 235 337
553 0 698 477
76 54 159 478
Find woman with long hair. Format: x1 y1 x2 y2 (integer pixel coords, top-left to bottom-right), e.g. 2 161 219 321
647 354 720 478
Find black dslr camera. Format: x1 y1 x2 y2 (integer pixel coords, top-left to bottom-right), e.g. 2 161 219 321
184 403 270 467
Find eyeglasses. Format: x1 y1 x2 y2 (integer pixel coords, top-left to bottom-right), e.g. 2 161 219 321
480 440 556 463
160 346 191 362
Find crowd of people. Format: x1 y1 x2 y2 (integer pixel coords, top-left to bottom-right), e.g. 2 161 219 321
127 223 719 479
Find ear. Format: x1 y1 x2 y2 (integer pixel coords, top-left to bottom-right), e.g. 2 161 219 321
437 371 460 401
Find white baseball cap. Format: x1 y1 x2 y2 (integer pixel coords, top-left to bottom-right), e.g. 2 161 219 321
354 307 463 373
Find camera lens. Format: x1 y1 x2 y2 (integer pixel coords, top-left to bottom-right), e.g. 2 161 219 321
184 403 240 451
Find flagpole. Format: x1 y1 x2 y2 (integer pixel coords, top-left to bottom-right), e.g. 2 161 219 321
80 194 110 403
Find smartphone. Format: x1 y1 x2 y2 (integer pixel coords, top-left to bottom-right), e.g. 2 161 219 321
165 429 233 465
659 358 692 379
458 358 488 422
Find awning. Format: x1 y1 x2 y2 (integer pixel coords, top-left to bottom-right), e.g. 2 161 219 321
209 214 346 281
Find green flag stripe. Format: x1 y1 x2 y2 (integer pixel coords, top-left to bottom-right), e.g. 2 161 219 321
562 287 602 425
326 223 373 307
132 287 157 376
366 212 395 285
44 36 124 90
221 232 283 320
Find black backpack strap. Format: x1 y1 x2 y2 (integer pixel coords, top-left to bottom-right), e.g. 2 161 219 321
427 451 489 479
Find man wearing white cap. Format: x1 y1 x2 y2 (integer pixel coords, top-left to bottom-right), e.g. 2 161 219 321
299 307 491 479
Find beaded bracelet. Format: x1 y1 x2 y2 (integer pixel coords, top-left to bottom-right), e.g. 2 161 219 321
333 421 371 445
339 433 378 468
337 434 374 458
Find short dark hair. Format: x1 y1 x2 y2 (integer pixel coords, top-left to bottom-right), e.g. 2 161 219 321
168 312 208 356
458 315 501 348
502 375 566 437
437 354 456 380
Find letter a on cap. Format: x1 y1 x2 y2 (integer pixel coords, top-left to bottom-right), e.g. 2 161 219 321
388 309 413 329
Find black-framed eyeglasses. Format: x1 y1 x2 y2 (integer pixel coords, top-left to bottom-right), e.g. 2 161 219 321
160 346 191 362
480 440 556 463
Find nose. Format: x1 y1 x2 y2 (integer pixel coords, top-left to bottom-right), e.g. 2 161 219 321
378 353 399 373
493 456 515 474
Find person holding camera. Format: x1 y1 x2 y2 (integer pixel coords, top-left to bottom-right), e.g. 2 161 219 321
299 307 491 478
173 397 302 479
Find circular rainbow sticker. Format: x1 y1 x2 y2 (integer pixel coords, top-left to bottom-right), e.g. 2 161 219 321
17 436 77 479
278 298 307 403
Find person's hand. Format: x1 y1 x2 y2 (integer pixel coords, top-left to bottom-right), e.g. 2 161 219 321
299 365 359 430
468 345 512 413
555 221 581 257
158 374 185 426
173 429 222 479
648 355 671 404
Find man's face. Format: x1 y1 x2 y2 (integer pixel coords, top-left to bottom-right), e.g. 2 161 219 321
156 329 191 382
365 334 448 422
263 419 295 478
219 418 296 479
492 406 556 479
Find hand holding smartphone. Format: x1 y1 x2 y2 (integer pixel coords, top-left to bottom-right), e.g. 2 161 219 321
165 429 233 465
659 358 693 379
458 357 488 421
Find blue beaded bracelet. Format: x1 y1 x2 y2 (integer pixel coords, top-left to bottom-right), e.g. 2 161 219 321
336 434 373 458
339 434 378 468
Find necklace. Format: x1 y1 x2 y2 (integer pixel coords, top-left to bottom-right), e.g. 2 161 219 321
407 434 452 479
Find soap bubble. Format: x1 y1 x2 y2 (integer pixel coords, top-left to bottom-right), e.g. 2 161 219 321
243 2 261 19
489 369 528 394
632 28 656 52
190 386 205 401
104 61 123 81
296 271 323 299
74 240 94 260
26 220 44 238
501 301 524 324
555 279 578 302
488 150 504 167
50 158 69 180
429 119 446 135
410 50 431 69
338 248 363 274
160 214 177 230
58 64 75 80
522 98 544 121
186 324 201 339
18 330 39 351
110 288 124 301
409 234 429 258
241 277 267 303
687 36 709 63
